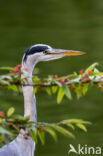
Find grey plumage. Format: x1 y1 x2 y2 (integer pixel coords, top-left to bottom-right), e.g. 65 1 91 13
0 44 83 156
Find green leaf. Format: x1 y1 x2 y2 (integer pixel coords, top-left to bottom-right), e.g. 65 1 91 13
11 124 19 131
0 67 14 70
76 123 87 132
52 86 58 94
33 76 40 82
0 127 12 135
66 73 78 79
66 124 75 130
11 115 30 123
84 62 99 74
91 72 103 76
7 107 15 117
52 79 61 87
30 130 37 143
2 134 10 144
94 68 99 73
57 87 64 104
45 87 51 95
62 119 91 125
8 85 18 92
52 125 75 139
74 84 82 99
62 84 72 100
37 129 45 145
0 119 2 124
24 116 30 121
82 83 89 95
44 127 57 142
0 75 12 80
0 136 3 143
0 80 10 85
33 87 38 94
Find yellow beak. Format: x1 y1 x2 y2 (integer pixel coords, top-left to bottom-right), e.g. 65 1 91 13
48 49 85 56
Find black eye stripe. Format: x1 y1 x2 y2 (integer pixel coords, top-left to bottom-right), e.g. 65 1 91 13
29 46 49 54
23 45 50 62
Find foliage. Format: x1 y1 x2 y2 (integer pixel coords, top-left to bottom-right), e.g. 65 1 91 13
0 108 91 147
0 63 103 103
0 62 102 147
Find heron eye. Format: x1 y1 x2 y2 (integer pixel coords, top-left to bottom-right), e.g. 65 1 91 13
43 50 48 54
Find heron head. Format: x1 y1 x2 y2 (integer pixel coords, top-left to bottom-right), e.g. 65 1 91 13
23 44 85 64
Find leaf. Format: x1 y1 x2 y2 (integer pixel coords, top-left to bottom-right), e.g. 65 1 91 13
44 127 57 142
84 62 99 74
0 67 14 70
76 123 87 132
8 85 18 92
75 84 82 99
0 127 12 135
2 134 10 144
11 124 19 131
52 86 58 94
66 73 78 79
7 107 15 117
62 84 72 100
33 76 40 82
92 72 103 76
45 87 51 95
52 79 62 87
66 124 75 130
94 68 99 73
0 75 12 79
82 83 89 95
24 116 30 121
0 119 2 124
30 130 37 143
0 80 10 85
11 115 30 123
62 119 91 125
0 136 3 143
37 129 45 145
57 87 64 104
33 87 38 94
52 125 75 139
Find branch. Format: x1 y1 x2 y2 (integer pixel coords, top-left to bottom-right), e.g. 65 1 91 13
0 108 91 146
0 62 103 103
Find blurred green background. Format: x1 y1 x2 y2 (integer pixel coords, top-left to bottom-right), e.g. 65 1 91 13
0 0 103 155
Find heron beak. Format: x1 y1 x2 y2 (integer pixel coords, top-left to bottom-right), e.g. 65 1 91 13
48 49 85 56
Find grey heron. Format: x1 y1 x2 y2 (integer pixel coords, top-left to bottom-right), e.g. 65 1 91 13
0 44 84 156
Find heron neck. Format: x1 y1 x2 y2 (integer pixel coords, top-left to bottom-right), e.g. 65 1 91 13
21 61 37 122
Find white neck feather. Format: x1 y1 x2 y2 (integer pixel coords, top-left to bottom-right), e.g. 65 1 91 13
21 57 37 122
0 55 37 156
